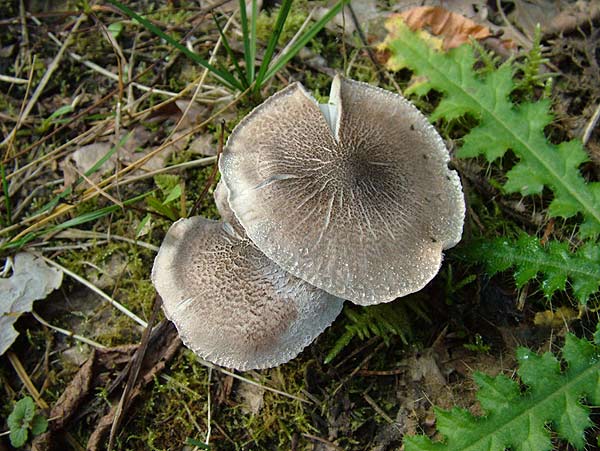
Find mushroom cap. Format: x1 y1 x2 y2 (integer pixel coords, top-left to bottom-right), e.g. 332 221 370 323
214 179 244 236
151 216 343 370
219 75 464 305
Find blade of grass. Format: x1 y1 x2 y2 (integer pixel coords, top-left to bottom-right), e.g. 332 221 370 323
0 162 11 225
212 12 249 89
1 192 151 251
238 0 252 85
106 0 243 92
249 0 257 84
253 0 293 91
264 0 348 83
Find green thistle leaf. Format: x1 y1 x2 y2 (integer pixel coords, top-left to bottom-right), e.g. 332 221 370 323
402 334 600 451
383 20 600 239
457 234 600 304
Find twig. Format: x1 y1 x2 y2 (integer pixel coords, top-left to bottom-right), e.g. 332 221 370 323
197 358 312 404
6 351 49 409
0 74 29 84
115 156 217 188
346 3 401 93
302 434 345 451
205 367 213 445
31 311 107 349
38 254 148 328
51 228 159 251
495 0 532 49
363 393 402 432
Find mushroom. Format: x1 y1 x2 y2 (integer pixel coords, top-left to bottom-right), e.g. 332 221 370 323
220 75 464 305
151 212 343 371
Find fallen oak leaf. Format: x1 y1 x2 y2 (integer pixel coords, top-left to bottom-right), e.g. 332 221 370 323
398 6 490 50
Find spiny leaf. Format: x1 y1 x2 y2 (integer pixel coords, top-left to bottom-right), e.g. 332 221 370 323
403 333 600 451
457 234 600 304
383 20 600 238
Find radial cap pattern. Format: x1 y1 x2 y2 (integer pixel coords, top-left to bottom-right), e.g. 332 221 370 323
220 75 464 305
152 216 343 370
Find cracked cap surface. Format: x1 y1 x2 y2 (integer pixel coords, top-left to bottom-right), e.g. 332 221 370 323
152 216 343 370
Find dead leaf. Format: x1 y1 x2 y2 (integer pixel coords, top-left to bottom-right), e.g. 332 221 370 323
50 354 95 431
0 253 63 355
399 6 491 49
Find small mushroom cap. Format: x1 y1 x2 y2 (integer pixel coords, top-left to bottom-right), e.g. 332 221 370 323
220 75 464 305
151 216 343 370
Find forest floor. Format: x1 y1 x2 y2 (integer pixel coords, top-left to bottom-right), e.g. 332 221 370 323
1 0 599 450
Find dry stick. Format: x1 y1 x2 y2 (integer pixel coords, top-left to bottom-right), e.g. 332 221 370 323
1 14 88 150
331 341 386 397
363 393 403 432
0 74 29 84
6 351 49 409
205 367 213 445
107 294 162 451
31 311 107 349
198 358 311 404
38 254 148 328
52 228 159 251
495 0 532 50
3 54 35 161
302 434 345 451
190 121 224 216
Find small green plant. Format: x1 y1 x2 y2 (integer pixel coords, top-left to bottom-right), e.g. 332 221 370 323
459 234 600 304
325 300 429 364
403 330 600 450
463 333 491 353
7 396 48 448
107 0 348 95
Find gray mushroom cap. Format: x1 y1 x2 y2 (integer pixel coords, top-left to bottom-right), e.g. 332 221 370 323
151 216 343 370
219 75 465 306
214 179 244 236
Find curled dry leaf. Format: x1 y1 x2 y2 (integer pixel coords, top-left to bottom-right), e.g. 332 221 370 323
0 253 63 355
398 6 490 49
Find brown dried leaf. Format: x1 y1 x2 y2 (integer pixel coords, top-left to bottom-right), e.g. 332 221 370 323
50 354 95 431
399 6 491 49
